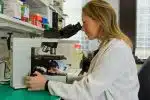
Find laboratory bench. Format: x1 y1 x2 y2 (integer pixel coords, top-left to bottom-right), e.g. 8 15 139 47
0 84 60 100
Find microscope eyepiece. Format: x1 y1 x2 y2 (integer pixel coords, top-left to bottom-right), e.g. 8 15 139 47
59 22 82 38
44 22 82 38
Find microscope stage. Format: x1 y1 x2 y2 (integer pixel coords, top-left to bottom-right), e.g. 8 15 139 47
34 55 67 60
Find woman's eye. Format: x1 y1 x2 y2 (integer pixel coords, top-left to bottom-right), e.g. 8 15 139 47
83 22 86 25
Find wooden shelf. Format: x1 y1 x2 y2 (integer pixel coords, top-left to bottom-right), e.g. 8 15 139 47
0 14 44 34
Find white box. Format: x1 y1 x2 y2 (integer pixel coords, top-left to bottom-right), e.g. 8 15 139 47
3 0 22 19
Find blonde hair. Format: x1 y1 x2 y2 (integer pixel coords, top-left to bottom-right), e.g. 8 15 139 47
82 0 133 49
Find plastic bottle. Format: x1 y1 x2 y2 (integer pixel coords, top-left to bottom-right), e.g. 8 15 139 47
14 0 23 20
21 0 29 22
73 43 83 69
42 17 50 30
0 0 4 14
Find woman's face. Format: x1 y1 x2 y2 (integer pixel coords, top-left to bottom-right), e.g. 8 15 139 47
82 14 102 40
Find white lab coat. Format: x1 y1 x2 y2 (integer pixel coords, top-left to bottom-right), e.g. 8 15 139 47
47 39 139 100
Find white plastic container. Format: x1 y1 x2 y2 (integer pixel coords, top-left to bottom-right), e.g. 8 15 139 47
3 0 23 19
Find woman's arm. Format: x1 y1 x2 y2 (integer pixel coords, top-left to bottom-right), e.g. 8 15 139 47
66 74 85 84
47 43 132 100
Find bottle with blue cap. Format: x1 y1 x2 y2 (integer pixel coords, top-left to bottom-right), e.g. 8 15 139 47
42 17 50 30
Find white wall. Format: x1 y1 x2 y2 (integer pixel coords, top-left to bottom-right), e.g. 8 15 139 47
107 0 120 22
63 0 82 25
63 0 83 43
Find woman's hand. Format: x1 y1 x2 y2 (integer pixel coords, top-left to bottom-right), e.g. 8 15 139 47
25 71 47 91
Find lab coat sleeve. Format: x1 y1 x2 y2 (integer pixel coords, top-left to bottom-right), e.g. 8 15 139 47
67 74 86 84
47 44 132 100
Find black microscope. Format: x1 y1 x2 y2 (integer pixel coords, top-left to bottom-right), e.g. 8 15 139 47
31 22 82 76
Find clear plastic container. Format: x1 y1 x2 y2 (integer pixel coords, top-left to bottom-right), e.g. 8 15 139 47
3 0 22 19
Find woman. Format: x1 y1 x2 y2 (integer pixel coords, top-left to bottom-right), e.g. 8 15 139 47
25 0 139 100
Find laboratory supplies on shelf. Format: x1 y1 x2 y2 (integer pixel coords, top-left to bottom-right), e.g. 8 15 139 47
30 13 42 28
42 17 50 30
21 0 29 22
3 0 23 19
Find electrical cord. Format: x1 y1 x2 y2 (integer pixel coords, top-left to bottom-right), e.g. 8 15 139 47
0 56 11 80
0 60 10 85
4 61 10 80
